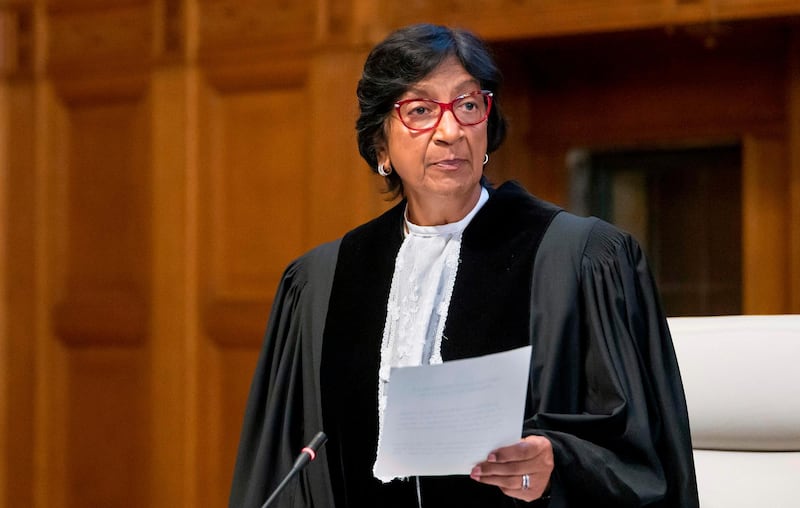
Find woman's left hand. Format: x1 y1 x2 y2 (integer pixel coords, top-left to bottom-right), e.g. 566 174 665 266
469 435 554 502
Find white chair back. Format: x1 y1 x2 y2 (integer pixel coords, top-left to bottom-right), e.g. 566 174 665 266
668 315 800 508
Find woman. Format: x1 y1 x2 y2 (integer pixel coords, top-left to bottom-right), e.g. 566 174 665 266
230 24 699 508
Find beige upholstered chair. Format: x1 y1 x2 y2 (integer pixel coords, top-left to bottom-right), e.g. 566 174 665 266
668 315 800 508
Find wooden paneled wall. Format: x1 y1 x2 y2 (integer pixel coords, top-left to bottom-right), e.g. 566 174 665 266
488 22 800 314
1 2 799 507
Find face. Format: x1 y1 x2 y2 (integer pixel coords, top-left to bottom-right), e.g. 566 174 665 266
378 56 489 221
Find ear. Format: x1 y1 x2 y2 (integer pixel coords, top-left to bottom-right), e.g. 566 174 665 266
375 142 390 169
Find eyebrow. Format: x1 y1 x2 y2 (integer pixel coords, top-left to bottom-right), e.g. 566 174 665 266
403 78 481 99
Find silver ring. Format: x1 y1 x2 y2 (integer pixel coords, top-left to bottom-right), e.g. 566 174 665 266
522 473 530 490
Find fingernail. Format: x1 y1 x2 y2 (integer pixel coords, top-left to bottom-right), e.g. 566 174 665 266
487 453 497 463
470 466 481 479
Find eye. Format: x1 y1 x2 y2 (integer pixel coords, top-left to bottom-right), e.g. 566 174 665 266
456 97 481 113
404 101 435 117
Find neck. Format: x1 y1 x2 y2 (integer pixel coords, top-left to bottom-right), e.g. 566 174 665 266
405 185 483 226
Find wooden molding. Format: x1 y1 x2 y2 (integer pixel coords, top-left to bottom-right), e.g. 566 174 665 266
0 4 35 78
197 0 314 54
379 1 800 42
47 4 153 75
157 0 185 62
200 47 309 92
51 72 149 103
202 298 270 348
52 290 149 347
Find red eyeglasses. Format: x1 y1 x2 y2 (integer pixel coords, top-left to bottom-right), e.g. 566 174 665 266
393 90 493 132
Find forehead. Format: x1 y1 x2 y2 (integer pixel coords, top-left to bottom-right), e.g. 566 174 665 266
402 56 480 98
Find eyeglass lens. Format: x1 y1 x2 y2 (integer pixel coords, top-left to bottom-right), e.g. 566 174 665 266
396 92 490 131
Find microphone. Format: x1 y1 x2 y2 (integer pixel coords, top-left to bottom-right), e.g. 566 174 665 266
261 432 328 508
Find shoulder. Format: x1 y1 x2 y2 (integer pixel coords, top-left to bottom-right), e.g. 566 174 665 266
486 181 638 261
281 239 342 288
581 218 642 265
538 209 644 274
301 238 342 268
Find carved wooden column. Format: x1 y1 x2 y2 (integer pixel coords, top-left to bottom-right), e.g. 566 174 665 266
149 1 197 506
39 2 155 507
0 2 38 507
742 135 791 313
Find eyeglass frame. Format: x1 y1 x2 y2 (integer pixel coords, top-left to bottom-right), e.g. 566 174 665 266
392 90 494 133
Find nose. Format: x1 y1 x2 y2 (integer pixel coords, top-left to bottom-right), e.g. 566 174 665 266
433 109 463 143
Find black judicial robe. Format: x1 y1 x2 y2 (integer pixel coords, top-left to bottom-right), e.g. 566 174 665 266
229 181 699 508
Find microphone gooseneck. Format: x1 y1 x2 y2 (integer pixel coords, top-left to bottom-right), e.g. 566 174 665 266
261 432 328 508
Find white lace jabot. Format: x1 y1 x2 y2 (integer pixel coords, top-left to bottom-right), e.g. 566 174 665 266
373 187 489 482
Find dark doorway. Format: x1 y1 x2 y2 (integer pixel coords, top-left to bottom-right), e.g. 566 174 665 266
570 144 742 316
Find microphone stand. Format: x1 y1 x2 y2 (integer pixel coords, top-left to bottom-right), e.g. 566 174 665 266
261 432 328 508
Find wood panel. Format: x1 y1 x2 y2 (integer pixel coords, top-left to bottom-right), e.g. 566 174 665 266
42 74 153 507
196 60 311 506
742 136 790 313
383 0 669 40
63 348 151 507
0 8 37 505
50 83 151 346
197 0 315 54
47 2 153 75
379 0 800 42
516 26 787 147
35 344 151 508
307 48 390 243
197 346 259 508
715 0 800 20
198 74 309 347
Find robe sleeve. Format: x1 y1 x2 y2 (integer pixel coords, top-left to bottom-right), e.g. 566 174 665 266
228 240 339 508
526 213 699 508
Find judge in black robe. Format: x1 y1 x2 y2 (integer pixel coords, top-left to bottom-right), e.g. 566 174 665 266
229 182 698 508
229 24 698 508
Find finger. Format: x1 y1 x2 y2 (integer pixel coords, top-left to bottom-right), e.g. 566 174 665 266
471 460 551 482
473 458 531 476
474 437 553 477
489 436 551 463
471 471 549 502
470 470 530 490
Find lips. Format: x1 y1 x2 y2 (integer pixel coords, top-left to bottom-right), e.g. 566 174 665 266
431 158 467 170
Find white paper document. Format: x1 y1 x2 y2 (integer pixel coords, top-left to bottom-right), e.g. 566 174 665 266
373 345 532 479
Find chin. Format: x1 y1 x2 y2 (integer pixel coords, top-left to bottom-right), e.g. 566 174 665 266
429 177 481 196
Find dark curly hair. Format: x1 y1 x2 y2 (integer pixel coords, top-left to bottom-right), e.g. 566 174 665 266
356 24 507 197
